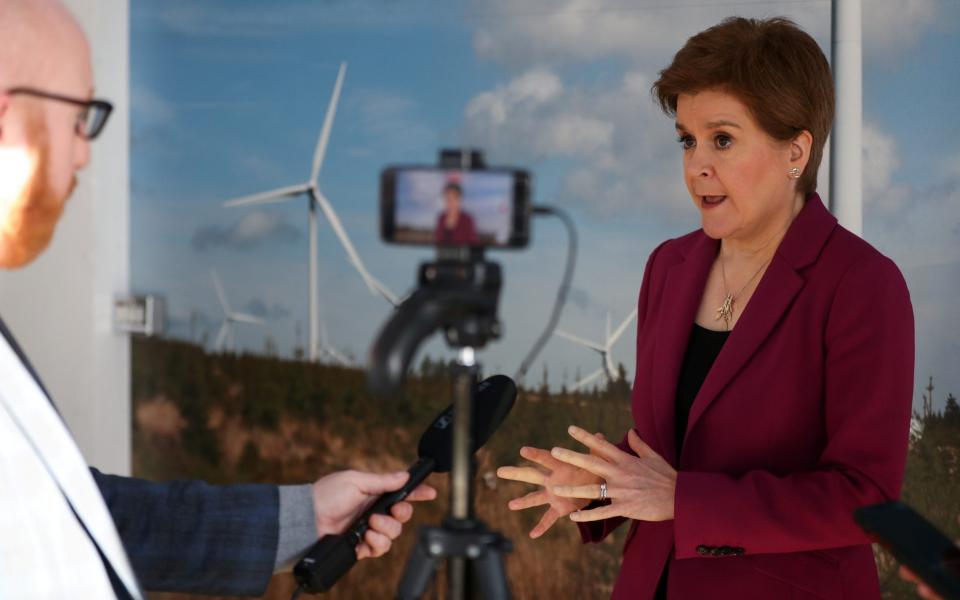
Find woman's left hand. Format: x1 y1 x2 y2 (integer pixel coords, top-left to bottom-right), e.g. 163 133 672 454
551 426 677 523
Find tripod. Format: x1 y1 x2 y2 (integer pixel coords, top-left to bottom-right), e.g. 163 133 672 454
396 351 512 600
365 149 516 600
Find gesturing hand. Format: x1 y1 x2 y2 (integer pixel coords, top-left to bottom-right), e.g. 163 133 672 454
496 431 606 539
312 470 437 560
550 426 677 523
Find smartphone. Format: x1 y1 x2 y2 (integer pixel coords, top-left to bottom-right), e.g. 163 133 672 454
380 166 531 248
854 501 960 599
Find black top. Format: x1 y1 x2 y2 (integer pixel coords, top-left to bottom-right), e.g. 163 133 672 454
674 323 730 457
654 322 729 600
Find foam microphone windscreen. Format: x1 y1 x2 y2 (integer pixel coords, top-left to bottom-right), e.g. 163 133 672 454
417 374 517 473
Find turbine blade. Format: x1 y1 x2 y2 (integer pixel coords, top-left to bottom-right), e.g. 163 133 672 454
555 329 606 353
572 368 605 391
231 312 264 325
223 183 310 208
366 273 400 307
215 321 230 351
310 62 346 186
605 354 619 381
210 269 231 314
319 318 329 346
326 346 351 367
314 190 391 300
607 307 638 348
392 290 412 306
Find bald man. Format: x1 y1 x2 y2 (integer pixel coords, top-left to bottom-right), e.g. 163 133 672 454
0 2 434 598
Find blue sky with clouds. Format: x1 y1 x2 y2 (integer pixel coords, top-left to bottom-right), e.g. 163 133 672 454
131 0 960 410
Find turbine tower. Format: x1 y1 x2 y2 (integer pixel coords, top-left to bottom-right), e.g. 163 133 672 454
556 308 637 391
210 269 263 353
222 62 397 362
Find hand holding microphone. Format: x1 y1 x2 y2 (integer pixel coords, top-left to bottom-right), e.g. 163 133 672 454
310 470 437 560
294 375 517 594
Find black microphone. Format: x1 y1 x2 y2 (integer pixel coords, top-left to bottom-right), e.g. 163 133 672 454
293 375 517 594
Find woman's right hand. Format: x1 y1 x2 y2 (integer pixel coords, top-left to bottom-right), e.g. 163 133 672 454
496 433 606 539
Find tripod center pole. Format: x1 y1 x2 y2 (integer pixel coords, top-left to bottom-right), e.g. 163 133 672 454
451 347 476 520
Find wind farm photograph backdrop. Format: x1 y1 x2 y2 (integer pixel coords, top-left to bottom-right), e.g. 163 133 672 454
130 1 960 598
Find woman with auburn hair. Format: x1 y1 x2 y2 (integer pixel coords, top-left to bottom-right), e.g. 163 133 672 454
498 17 913 599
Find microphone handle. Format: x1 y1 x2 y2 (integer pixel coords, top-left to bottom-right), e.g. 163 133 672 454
293 457 437 593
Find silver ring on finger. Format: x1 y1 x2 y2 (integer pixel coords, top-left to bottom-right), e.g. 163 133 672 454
599 481 607 501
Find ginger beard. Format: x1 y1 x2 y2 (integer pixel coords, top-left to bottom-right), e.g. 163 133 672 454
0 114 74 268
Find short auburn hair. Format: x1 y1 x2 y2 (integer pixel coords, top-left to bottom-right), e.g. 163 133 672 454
652 17 834 196
443 182 462 197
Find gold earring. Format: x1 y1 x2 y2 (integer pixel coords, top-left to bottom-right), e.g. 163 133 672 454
788 167 801 179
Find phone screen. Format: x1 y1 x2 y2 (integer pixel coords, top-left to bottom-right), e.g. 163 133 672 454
381 167 529 248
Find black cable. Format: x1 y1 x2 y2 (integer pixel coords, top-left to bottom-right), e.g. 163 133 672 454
514 204 577 385
290 584 304 600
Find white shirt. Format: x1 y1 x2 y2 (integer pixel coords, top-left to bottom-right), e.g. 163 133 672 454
0 334 141 599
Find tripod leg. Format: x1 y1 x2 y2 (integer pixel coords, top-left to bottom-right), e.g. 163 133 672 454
448 556 468 600
473 548 511 600
397 538 441 600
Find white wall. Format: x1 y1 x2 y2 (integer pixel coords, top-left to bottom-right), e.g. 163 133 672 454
0 0 130 475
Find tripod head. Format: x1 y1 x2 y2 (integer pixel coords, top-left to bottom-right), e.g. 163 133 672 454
368 254 502 398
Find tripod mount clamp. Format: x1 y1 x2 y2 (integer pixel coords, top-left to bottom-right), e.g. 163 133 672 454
367 251 503 399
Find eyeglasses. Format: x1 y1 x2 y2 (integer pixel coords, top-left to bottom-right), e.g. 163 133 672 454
5 87 113 140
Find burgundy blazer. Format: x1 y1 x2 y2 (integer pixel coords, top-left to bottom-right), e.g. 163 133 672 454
580 194 914 599
435 211 479 245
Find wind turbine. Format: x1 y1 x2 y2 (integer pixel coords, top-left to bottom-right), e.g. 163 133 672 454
318 318 351 367
210 269 263 353
555 307 637 391
222 62 397 363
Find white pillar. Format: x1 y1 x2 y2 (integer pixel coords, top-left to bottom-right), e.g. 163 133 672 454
0 0 131 475
830 0 863 236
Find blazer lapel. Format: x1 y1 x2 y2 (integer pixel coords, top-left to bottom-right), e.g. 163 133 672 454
650 233 717 467
680 194 837 453
0 318 52 399
680 257 803 454
0 319 143 599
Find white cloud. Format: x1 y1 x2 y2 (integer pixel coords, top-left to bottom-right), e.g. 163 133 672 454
470 0 831 70
233 212 291 242
869 179 960 268
945 151 960 180
237 155 287 182
350 89 435 156
862 122 960 269
862 0 939 57
466 69 563 126
862 121 902 209
462 67 690 219
131 86 175 126
471 0 943 72
465 70 613 158
191 211 301 252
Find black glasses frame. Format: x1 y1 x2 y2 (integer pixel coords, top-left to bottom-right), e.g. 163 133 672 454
5 87 113 140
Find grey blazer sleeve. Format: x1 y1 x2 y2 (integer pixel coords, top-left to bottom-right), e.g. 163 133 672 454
92 468 279 597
